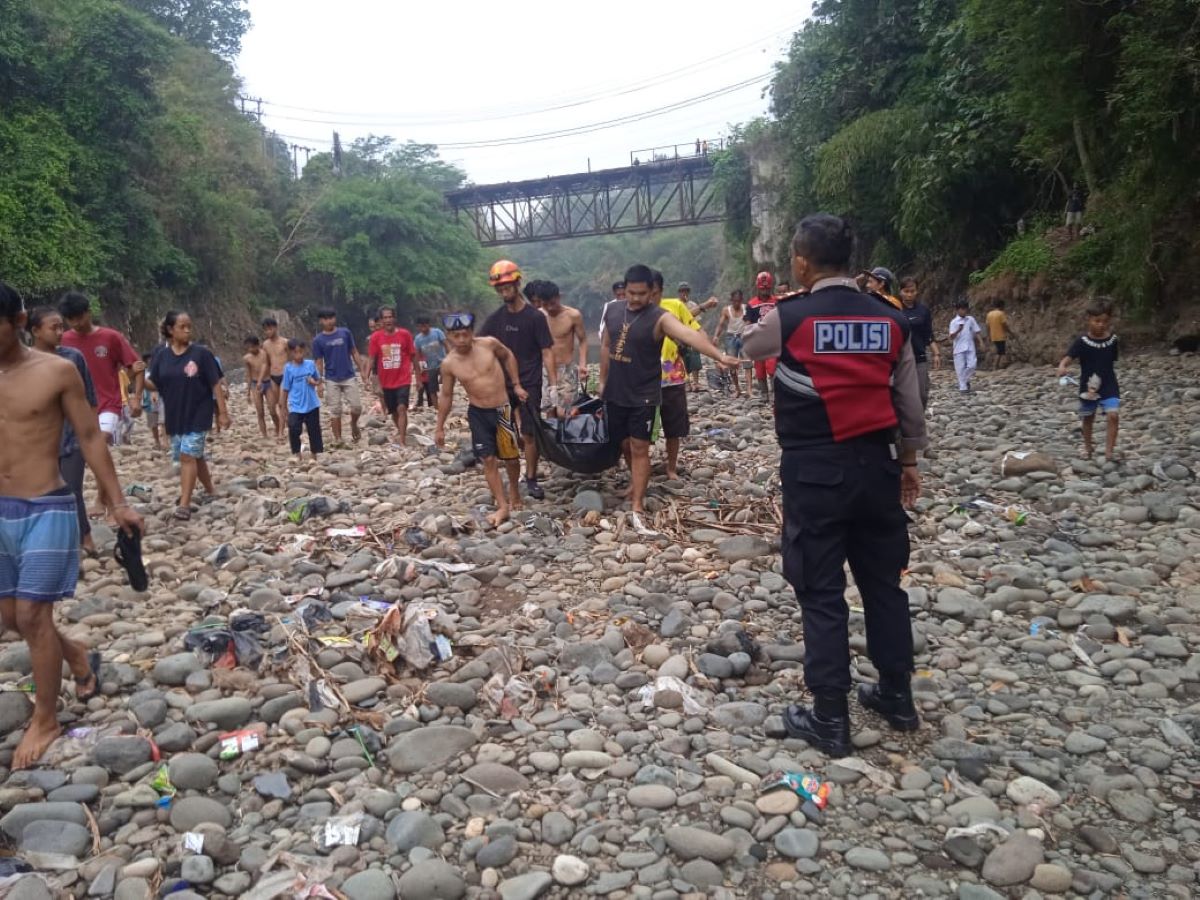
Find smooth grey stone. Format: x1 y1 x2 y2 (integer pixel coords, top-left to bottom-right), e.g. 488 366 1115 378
395 860 465 900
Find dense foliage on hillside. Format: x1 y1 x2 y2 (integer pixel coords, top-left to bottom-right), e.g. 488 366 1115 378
508 225 728 330
0 0 485 341
721 0 1200 311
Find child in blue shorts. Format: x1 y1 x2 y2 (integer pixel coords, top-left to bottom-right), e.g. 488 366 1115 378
1058 299 1120 462
140 353 163 449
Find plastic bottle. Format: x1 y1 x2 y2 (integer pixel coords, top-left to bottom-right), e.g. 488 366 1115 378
1029 616 1056 636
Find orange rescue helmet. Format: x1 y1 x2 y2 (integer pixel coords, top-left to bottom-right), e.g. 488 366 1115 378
488 259 522 287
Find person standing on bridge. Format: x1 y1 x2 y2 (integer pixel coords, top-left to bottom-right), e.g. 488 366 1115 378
742 213 926 757
480 260 557 501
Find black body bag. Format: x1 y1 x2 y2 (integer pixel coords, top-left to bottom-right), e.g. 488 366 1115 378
527 394 622 475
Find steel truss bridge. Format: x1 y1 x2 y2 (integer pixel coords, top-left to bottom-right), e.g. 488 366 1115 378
444 155 725 247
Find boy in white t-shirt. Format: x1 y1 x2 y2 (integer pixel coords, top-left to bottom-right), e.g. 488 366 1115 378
948 299 984 392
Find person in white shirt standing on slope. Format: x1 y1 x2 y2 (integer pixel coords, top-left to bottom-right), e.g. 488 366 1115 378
948 299 984 393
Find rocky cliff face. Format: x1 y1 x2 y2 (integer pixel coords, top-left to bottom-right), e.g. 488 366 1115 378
747 140 790 275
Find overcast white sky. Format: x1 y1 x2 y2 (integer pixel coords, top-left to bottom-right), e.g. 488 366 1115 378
237 0 810 185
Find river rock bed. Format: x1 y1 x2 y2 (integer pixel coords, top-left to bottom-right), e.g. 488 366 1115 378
1 354 1198 899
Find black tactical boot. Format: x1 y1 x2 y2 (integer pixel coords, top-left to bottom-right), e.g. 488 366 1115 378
857 680 921 731
783 702 852 757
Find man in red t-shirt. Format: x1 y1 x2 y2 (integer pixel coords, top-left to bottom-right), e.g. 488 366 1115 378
59 292 143 443
367 307 416 444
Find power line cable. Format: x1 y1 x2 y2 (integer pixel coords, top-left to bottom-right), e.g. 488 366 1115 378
253 20 799 125
261 74 769 149
438 79 769 149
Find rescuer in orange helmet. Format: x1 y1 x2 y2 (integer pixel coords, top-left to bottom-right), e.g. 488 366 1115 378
478 260 556 500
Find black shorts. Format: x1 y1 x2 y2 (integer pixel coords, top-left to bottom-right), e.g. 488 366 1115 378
382 386 410 414
467 405 520 461
993 340 1007 356
659 385 690 439
270 374 283 386
682 346 703 374
607 402 656 445
514 384 541 437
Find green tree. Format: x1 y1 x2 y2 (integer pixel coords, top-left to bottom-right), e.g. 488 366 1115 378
124 0 249 57
284 144 484 318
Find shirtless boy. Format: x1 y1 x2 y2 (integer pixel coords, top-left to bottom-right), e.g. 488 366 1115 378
533 280 588 404
242 336 271 438
434 313 529 527
0 282 144 768
261 317 289 439
713 289 750 396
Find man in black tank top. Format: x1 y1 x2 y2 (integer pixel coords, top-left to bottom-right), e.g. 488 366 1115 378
600 264 738 521
742 214 927 757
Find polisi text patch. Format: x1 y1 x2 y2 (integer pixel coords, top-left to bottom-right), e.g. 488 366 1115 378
813 319 892 354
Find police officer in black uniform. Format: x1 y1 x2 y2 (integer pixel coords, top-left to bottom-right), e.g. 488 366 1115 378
743 214 927 756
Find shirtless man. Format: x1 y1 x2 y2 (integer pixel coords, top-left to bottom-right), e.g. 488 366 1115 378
533 280 588 404
0 282 144 768
713 289 750 396
434 312 528 527
261 316 289 440
242 336 271 438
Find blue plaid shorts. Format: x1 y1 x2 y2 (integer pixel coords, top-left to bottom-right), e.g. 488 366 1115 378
0 488 80 602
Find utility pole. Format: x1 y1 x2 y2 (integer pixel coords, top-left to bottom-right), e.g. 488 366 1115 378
289 143 315 179
235 94 264 122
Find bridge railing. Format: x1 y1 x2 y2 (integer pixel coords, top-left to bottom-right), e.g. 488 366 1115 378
630 138 725 167
445 154 725 247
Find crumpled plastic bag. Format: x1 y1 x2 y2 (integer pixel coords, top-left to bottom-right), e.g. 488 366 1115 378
366 602 454 671
242 851 337 900
312 812 362 849
235 494 281 527
183 612 269 670
205 543 237 568
484 673 537 720
637 676 706 715
284 495 343 524
945 822 1010 841
403 527 432 550
297 600 333 631
483 665 556 719
373 556 475 583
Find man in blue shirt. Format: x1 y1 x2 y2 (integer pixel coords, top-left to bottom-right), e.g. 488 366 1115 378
311 309 366 443
413 317 447 409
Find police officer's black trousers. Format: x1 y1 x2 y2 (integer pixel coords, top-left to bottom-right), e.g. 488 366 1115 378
780 440 913 702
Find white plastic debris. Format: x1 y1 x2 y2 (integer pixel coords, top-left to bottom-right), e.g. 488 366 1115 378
637 676 706 716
